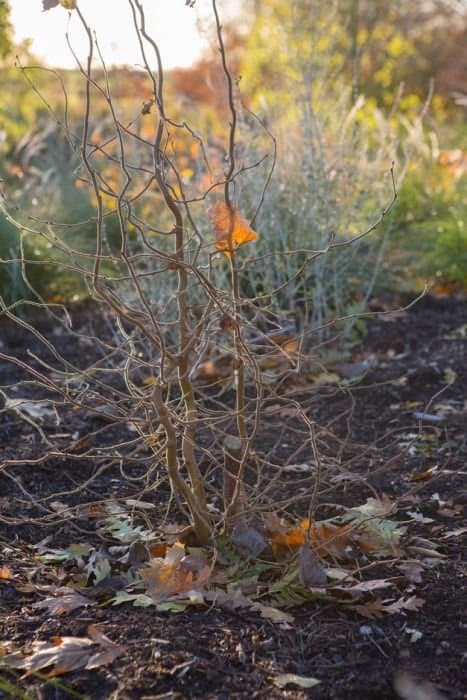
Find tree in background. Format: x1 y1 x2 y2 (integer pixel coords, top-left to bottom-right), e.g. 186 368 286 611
0 0 12 60
243 0 467 119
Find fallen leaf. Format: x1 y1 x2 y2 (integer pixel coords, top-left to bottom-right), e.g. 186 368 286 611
382 595 425 615
339 579 399 598
205 588 294 628
273 673 321 689
111 591 155 607
352 495 395 518
394 670 446 700
272 519 354 559
125 499 156 510
406 511 435 524
397 561 424 583
410 467 438 482
208 202 258 257
355 599 385 619
149 543 168 558
33 589 95 616
256 605 294 626
272 524 306 549
440 526 467 539
298 546 327 588
312 371 340 385
86 549 111 585
0 566 12 580
140 541 210 602
85 625 126 669
2 624 125 677
335 355 377 379
231 525 268 557
310 521 354 559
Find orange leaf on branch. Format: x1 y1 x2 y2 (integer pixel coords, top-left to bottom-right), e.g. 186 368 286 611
208 202 258 258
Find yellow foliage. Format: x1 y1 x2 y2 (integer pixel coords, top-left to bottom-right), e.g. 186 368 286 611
208 202 258 258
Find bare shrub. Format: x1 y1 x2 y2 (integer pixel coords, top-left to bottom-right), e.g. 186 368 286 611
0 0 396 547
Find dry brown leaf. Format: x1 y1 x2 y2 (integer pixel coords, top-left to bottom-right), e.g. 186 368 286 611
231 525 268 558
394 670 446 700
355 599 385 619
382 595 425 615
353 495 395 518
298 546 327 588
440 526 467 539
410 467 438 482
206 589 294 628
332 578 397 598
335 355 377 379
397 561 424 583
256 605 294 627
2 624 125 677
33 589 95 616
85 625 127 670
313 371 340 385
208 202 258 257
310 522 354 559
141 541 210 602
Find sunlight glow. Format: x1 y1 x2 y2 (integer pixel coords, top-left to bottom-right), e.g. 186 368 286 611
10 0 222 70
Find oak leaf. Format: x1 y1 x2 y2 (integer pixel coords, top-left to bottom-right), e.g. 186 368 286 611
1 625 125 677
33 588 95 616
208 202 258 257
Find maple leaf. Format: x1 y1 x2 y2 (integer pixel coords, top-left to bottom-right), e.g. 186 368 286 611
140 541 210 602
208 202 258 257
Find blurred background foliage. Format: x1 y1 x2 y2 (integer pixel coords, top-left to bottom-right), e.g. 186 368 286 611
0 0 465 312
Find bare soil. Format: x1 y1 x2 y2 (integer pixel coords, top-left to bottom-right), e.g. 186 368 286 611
0 294 466 699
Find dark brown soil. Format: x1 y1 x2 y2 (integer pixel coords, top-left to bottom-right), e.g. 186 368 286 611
1 294 466 700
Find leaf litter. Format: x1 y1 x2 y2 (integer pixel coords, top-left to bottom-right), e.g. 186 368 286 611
3 492 445 669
